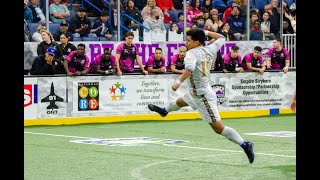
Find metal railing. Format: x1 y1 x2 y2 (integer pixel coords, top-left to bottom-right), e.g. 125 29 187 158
282 34 296 68
81 0 112 25
120 13 150 41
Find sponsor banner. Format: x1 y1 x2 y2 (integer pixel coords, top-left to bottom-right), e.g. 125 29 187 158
209 71 296 110
38 77 67 118
24 78 38 119
24 41 273 70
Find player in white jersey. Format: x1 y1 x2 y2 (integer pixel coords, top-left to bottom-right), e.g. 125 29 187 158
148 28 255 163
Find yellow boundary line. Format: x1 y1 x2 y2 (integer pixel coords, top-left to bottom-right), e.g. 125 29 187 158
24 109 295 126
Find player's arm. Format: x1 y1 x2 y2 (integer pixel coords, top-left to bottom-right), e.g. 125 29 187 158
172 70 192 91
115 53 122 76
172 53 196 91
171 65 183 74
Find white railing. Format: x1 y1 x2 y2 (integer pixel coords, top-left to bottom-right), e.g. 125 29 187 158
282 34 296 68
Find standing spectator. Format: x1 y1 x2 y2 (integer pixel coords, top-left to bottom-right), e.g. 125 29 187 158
92 47 116 75
143 9 166 32
53 21 74 41
64 43 91 76
223 45 243 73
37 30 64 63
218 22 237 41
266 38 290 74
156 0 176 11
205 9 223 33
242 46 266 74
30 47 56 75
115 32 148 76
226 6 246 40
49 0 70 24
29 0 47 23
145 48 166 73
91 11 116 41
32 24 47 42
189 0 204 23
265 0 281 36
249 20 265 40
56 33 77 74
167 45 186 73
24 0 34 23
69 7 96 38
177 12 192 32
141 0 164 21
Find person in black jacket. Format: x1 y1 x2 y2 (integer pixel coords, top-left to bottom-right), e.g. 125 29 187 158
29 47 56 75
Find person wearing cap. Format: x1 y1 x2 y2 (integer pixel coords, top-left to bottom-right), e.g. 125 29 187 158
49 0 70 24
24 0 34 23
53 21 74 41
91 11 115 41
29 47 56 75
69 7 96 38
205 9 223 33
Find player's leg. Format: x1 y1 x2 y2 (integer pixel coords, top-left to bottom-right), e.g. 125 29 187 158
148 97 189 117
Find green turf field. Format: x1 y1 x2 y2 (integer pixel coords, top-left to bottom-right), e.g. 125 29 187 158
24 114 296 180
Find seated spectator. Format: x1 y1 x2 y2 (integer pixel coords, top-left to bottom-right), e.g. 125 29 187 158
156 0 176 11
261 12 275 40
196 15 205 29
116 32 148 76
91 47 116 75
64 43 91 76
177 12 192 32
222 0 240 23
32 24 47 42
189 23 198 30
91 11 116 41
69 7 96 38
218 22 237 41
53 21 74 41
123 0 143 37
49 0 70 24
143 9 166 32
145 48 166 73
49 0 67 5
226 6 246 40
169 22 181 34
275 19 294 39
242 46 266 75
24 0 34 23
134 0 148 10
29 0 48 23
205 9 223 32
141 0 164 21
163 9 172 24
249 20 265 40
37 30 64 63
266 38 290 74
181 0 192 23
249 10 259 29
223 45 243 73
172 0 183 10
167 46 186 73
188 0 204 23
56 33 77 74
201 0 213 20
29 47 56 75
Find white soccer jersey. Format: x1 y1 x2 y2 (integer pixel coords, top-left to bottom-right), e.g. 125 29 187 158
184 37 225 96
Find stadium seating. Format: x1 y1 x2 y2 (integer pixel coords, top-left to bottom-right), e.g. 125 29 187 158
213 0 227 13
28 23 41 35
168 10 181 23
255 0 269 13
82 37 99 41
73 37 82 41
49 23 60 34
65 10 75 22
164 23 171 31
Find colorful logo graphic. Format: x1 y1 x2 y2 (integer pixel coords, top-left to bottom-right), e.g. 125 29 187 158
78 82 99 111
70 137 188 146
109 82 126 101
212 84 228 105
24 84 38 107
41 82 64 109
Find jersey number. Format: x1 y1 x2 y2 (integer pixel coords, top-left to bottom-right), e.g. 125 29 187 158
201 60 212 77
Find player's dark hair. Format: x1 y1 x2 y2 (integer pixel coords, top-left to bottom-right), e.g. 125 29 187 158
155 47 162 52
186 28 206 45
78 43 86 49
275 37 281 43
231 45 239 51
254 46 262 52
125 32 134 37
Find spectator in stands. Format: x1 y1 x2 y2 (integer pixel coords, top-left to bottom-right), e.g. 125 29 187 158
190 23 198 30
205 9 223 33
30 47 56 75
242 46 266 74
123 0 143 36
265 0 281 36
29 0 47 23
49 0 70 24
238 0 247 19
115 32 148 76
181 0 193 23
266 38 290 74
276 19 294 39
170 22 181 33
201 0 213 20
53 21 74 41
163 9 172 24
218 22 236 41
145 47 167 73
167 45 186 73
249 20 265 40
32 24 47 42
222 0 240 23
91 11 116 41
64 43 91 76
49 0 67 5
143 9 166 32
226 6 246 40
92 47 116 75
156 0 176 11
177 12 192 32
223 45 243 73
56 33 77 74
37 30 64 63
173 0 183 10
69 7 96 38
24 0 34 23
134 0 148 10
196 16 205 29
261 12 275 40
285 3 296 33
249 11 259 29
141 0 164 21
189 0 204 23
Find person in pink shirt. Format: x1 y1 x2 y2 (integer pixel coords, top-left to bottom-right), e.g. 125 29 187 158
64 43 91 76
167 46 187 73
188 0 204 23
116 32 148 76
92 47 116 75
266 38 290 73
145 47 166 73
223 45 243 73
242 46 266 75
156 0 176 11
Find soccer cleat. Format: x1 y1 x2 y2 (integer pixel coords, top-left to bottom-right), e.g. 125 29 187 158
148 104 168 117
244 141 255 163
